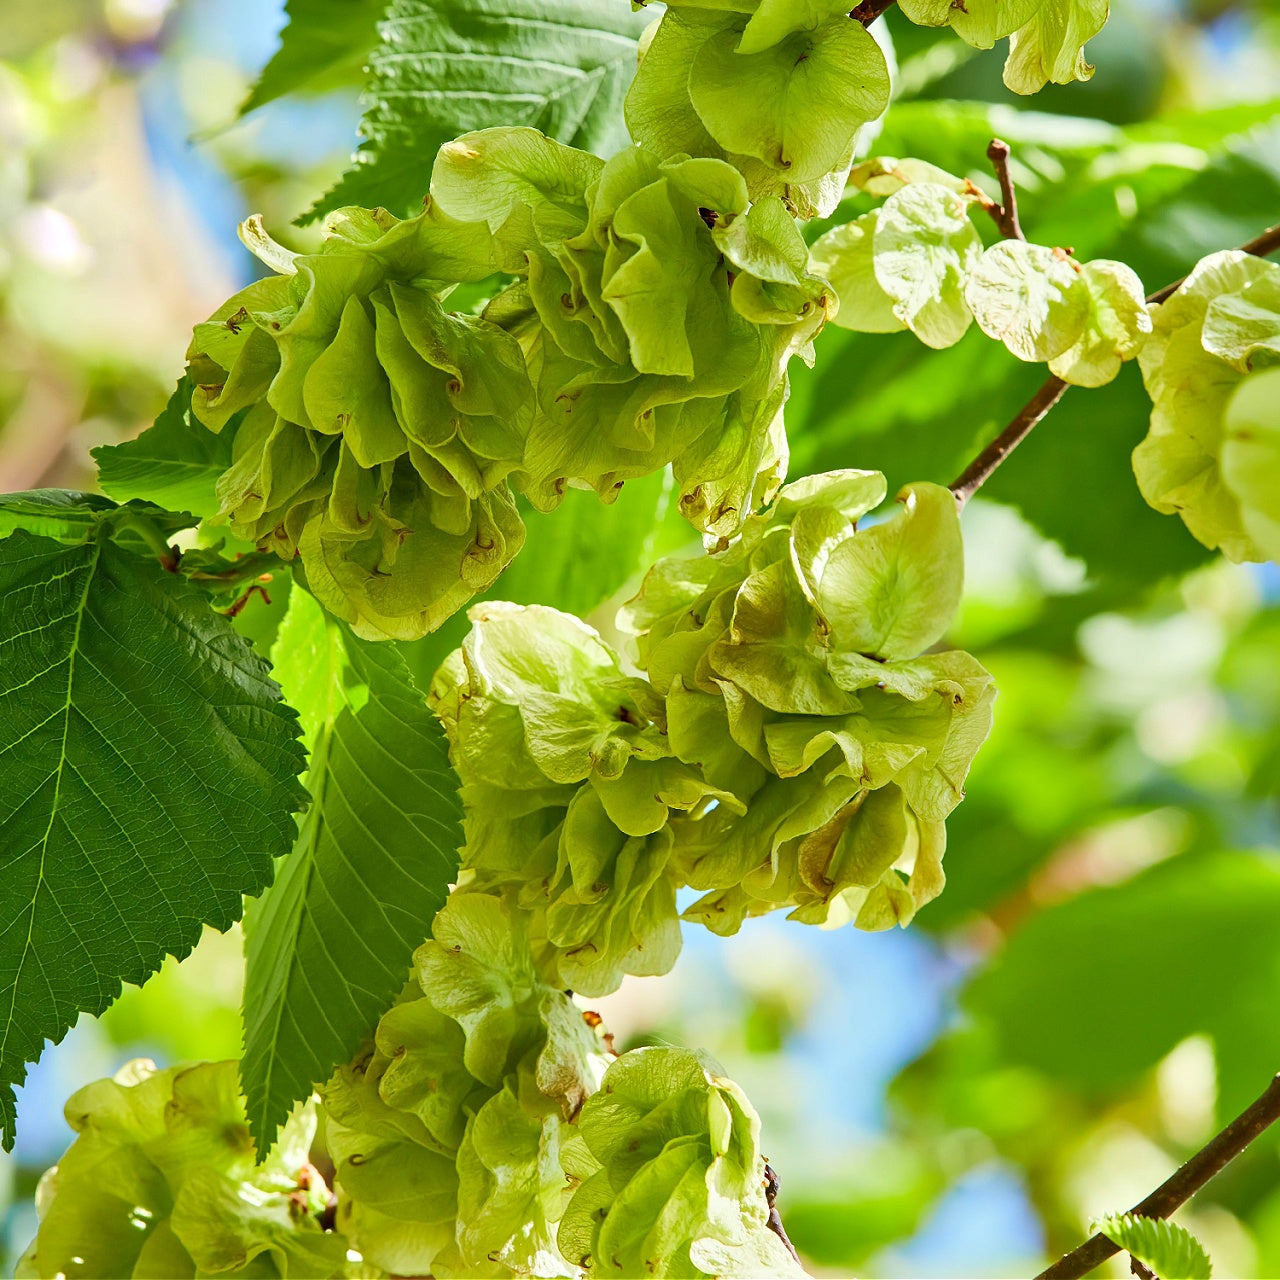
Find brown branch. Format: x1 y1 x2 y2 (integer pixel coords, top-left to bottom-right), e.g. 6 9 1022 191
1035 1073 1280 1280
949 219 1280 505
950 375 1068 508
850 0 896 25
763 1162 800 1264
985 139 1025 241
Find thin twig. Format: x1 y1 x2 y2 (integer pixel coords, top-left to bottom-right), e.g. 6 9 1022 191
985 139 1025 241
850 0 897 25
1130 1259 1157 1280
1036 1073 1280 1280
950 375 1068 508
763 1163 800 1264
948 220 1280 505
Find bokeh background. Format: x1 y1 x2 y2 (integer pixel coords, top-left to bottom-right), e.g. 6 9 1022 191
1 1 1279 1275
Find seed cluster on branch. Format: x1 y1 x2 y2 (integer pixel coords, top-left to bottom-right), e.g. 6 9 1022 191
432 469 994 998
22 0 1280 1273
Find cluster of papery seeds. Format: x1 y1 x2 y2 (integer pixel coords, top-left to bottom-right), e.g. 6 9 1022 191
435 469 995 1001
1133 251 1280 562
311 468 993 1276
24 912 799 1279
186 120 843 641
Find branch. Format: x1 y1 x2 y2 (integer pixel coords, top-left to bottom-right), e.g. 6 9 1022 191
985 139 1025 241
949 375 1068 508
949 220 1280 506
1036 1072 1280 1280
850 0 896 25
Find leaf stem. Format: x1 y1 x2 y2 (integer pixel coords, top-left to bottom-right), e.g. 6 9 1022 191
985 139 1025 241
948 220 1280 506
1035 1072 1280 1280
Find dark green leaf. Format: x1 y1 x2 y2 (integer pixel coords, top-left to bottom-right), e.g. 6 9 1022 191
0 531 306 1151
0 490 118 542
307 0 649 222
241 0 386 115
92 378 234 519
240 589 462 1152
965 850 1280 1118
1093 1213 1213 1280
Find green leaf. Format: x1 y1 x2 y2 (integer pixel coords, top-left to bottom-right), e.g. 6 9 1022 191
309 0 649 222
0 491 197 562
965 850 1280 1119
0 489 117 542
1093 1214 1213 1280
93 378 235 518
0 531 306 1151
241 0 386 115
241 588 462 1152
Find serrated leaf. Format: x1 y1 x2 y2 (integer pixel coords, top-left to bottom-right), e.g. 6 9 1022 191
0 531 306 1151
307 0 649 223
240 589 462 1152
1093 1214 1212 1280
241 0 386 115
0 490 117 541
93 378 235 518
